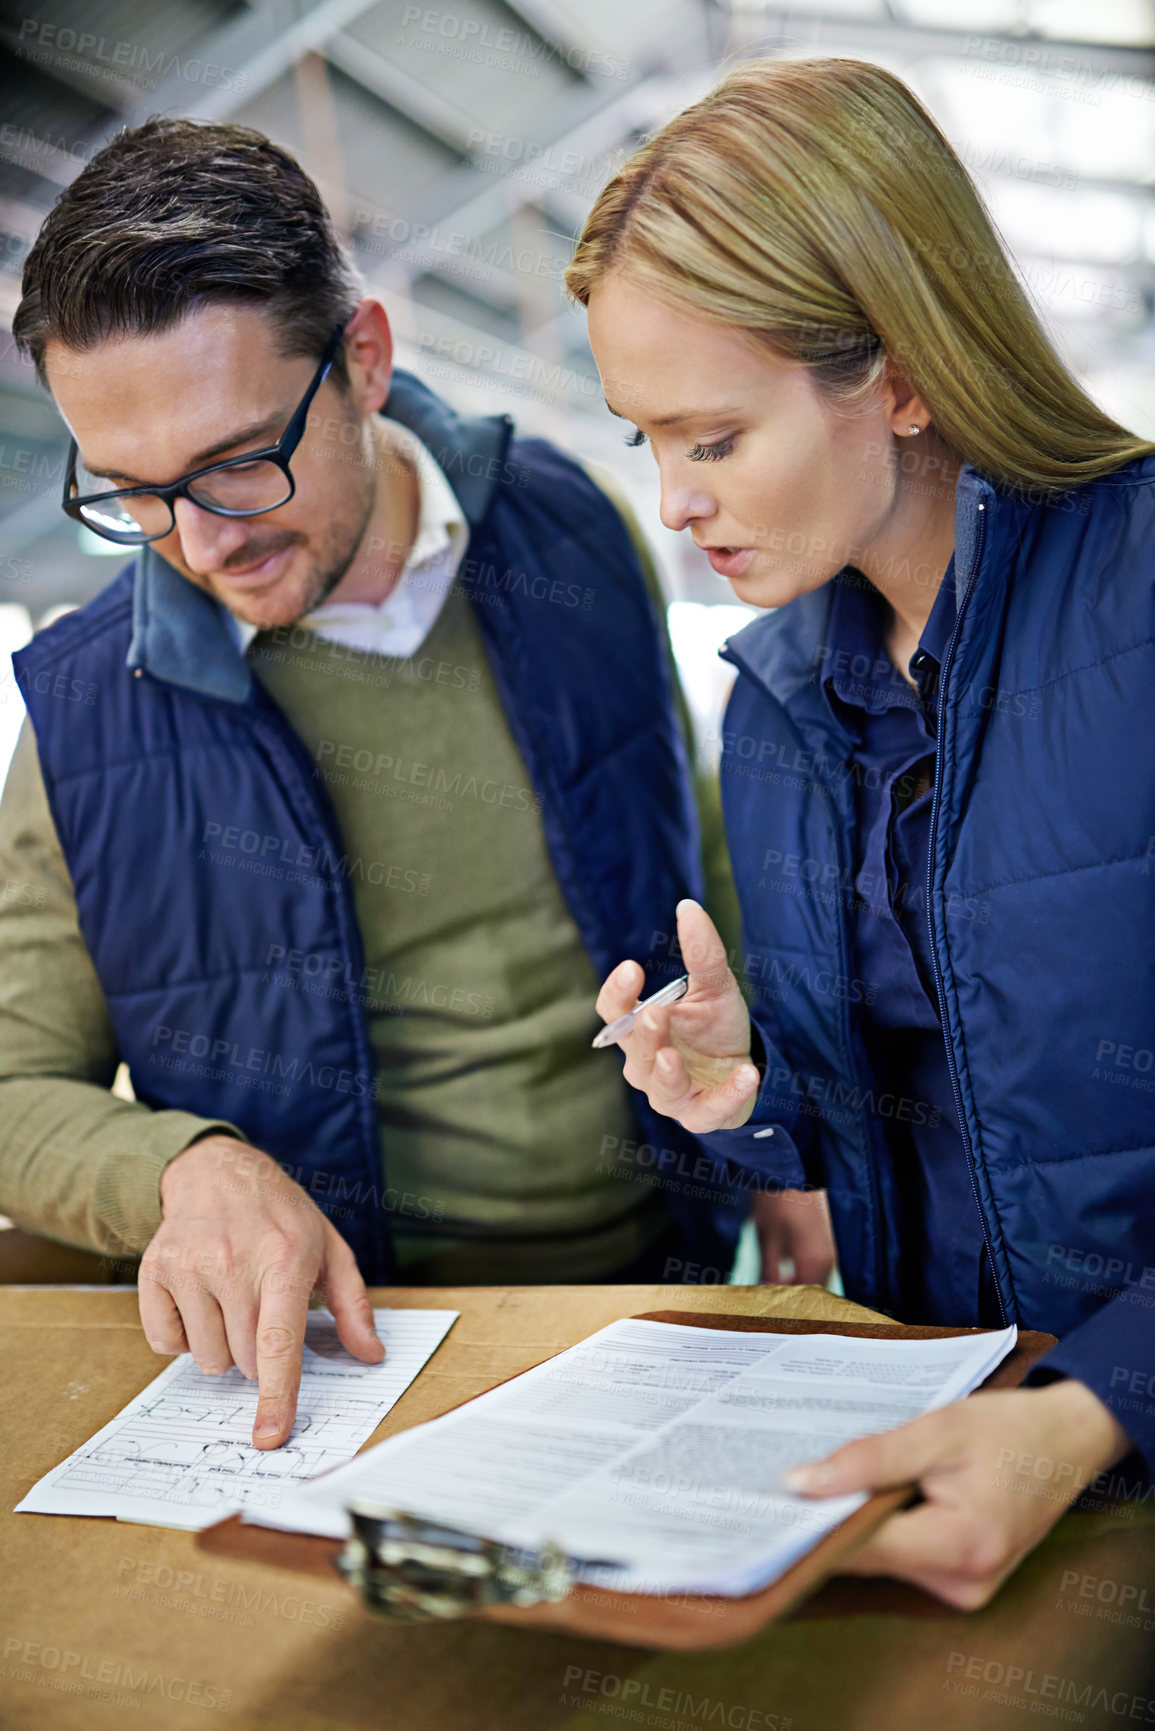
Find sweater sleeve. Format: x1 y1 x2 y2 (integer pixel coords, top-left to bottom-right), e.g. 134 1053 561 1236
0 718 245 1258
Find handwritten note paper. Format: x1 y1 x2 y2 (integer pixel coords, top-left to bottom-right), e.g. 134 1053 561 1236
16 1308 457 1532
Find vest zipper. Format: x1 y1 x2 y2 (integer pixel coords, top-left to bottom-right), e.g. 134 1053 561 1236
924 499 1010 1327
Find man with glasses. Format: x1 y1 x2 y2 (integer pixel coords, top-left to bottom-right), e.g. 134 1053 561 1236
0 118 754 1447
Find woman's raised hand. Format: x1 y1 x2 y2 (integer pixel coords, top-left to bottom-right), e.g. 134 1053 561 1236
595 899 760 1134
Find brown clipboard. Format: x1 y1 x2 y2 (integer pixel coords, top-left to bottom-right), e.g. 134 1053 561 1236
197 1312 1057 1651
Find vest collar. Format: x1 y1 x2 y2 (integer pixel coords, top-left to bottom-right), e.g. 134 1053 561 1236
380 368 512 529
125 368 513 702
127 545 252 702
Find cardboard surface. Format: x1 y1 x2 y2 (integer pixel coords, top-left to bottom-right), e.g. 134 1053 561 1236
2 1284 1153 1729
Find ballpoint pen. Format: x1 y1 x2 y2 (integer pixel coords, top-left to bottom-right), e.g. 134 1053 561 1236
591 974 690 1049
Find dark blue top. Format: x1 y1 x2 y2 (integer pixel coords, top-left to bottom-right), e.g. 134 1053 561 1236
817 559 1155 1490
700 454 1155 1490
820 559 1003 1326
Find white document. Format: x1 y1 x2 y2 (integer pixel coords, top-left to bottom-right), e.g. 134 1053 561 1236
16 1308 457 1532
250 1318 1016 1596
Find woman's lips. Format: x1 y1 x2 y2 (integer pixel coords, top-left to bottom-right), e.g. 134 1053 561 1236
704 545 755 579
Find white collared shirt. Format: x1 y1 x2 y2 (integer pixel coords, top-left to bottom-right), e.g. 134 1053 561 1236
232 417 468 657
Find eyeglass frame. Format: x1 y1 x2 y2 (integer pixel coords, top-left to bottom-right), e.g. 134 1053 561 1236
61 319 348 546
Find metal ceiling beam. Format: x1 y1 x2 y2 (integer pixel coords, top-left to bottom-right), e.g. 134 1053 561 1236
324 32 478 155
360 67 712 296
725 5 1155 80
340 0 727 266
0 33 138 118
0 0 402 272
56 0 391 143
491 0 624 82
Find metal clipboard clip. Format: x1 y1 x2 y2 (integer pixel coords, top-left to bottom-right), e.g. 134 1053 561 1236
335 1503 575 1622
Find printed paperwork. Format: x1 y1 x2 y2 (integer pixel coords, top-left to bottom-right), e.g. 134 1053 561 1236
16 1308 457 1532
245 1317 1016 1596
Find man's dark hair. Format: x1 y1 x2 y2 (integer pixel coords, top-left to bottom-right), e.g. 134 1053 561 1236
13 117 364 389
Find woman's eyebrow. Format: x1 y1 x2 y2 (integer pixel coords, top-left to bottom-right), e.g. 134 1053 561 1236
602 397 742 428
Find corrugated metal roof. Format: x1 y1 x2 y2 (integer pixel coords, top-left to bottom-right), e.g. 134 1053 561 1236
0 0 1150 612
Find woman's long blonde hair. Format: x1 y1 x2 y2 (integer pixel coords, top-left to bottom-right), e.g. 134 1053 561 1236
565 57 1154 497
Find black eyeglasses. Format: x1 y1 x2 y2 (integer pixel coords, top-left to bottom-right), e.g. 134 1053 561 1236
62 321 346 546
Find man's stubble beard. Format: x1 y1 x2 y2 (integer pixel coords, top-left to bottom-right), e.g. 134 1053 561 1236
224 463 378 630
294 471 378 618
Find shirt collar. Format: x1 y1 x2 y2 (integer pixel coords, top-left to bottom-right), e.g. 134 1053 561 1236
378 414 467 574
907 552 956 715
820 552 957 723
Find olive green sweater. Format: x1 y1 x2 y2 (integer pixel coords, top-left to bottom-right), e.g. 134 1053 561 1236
248 581 663 1281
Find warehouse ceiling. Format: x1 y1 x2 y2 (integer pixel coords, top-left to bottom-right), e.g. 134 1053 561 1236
0 0 1152 621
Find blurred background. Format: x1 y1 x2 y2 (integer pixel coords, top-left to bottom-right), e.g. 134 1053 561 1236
0 0 1153 784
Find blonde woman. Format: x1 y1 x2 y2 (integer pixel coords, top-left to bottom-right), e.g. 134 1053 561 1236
573 57 1155 1607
